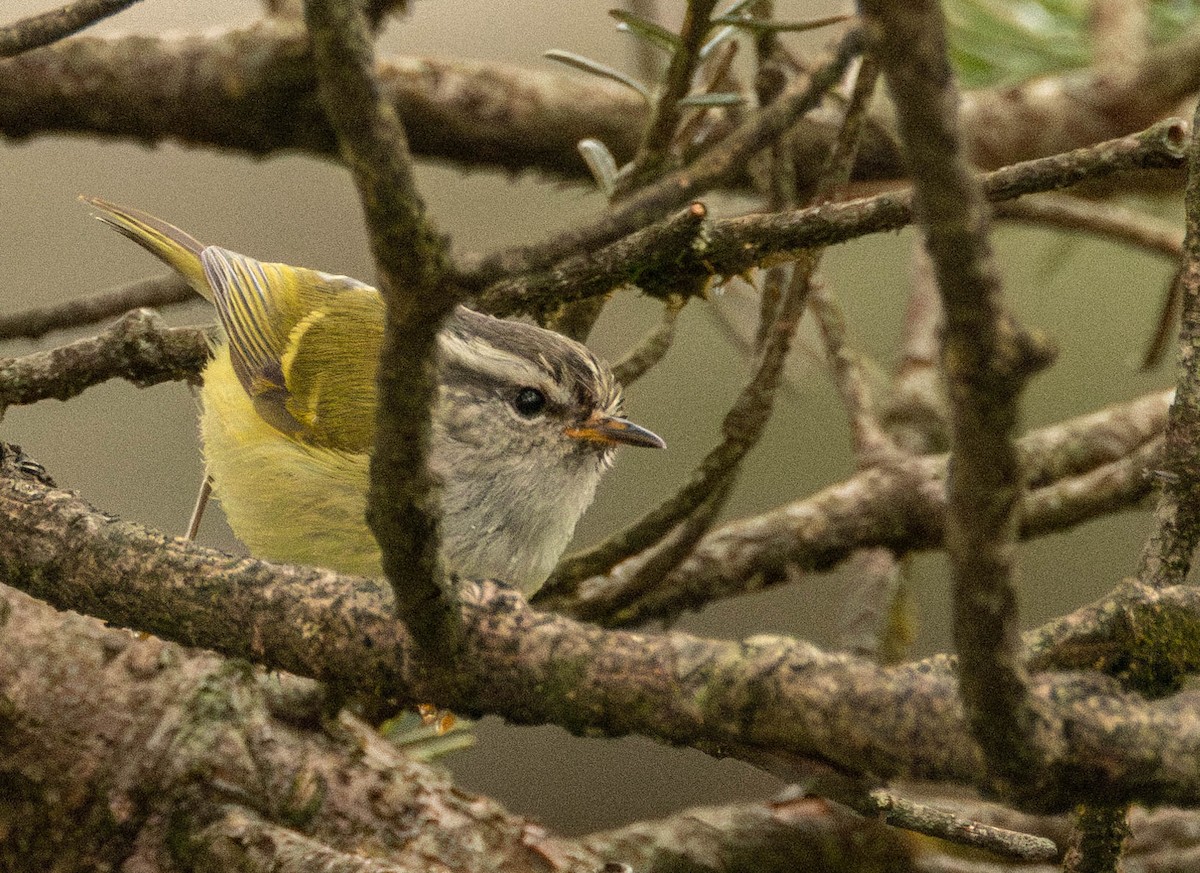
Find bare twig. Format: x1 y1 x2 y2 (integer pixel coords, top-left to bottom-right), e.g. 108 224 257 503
810 284 892 465
839 246 945 659
1020 437 1159 538
1143 263 1186 372
547 247 813 595
0 309 209 414
611 296 685 386
993 194 1182 260
479 120 1188 319
527 44 883 601
0 273 194 342
303 0 458 650
0 0 141 58
866 790 1059 862
618 0 720 191
474 202 709 318
459 27 865 288
992 193 1183 373
573 475 737 624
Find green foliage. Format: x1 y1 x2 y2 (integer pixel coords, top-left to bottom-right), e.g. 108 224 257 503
948 0 1200 87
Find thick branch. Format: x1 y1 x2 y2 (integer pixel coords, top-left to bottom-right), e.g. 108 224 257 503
5 445 1200 812
0 26 646 180
0 579 600 872
1140 99 1200 590
2 22 1198 189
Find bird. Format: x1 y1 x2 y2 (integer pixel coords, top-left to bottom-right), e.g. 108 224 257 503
83 198 664 595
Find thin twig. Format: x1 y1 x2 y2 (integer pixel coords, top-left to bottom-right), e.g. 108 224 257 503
552 0 719 341
811 281 892 464
0 310 210 414
611 296 685 386
477 119 1189 320
458 27 865 289
1142 263 1185 372
618 0 720 192
475 202 708 318
560 50 883 598
993 194 1182 259
546 247 814 595
995 193 1186 373
866 789 1060 862
573 476 736 624
0 0 141 58
303 0 459 651
0 273 194 342
1020 437 1159 538
838 242 943 659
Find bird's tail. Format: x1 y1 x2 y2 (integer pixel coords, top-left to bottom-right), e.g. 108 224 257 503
81 196 213 302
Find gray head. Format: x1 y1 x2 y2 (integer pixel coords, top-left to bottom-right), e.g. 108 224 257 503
430 306 663 594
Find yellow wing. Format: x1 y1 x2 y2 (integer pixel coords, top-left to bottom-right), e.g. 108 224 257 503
86 197 386 453
200 247 384 452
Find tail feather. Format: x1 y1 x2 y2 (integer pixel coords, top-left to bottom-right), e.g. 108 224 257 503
81 196 213 301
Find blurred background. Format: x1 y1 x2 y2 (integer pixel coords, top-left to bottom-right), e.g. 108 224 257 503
0 0 1177 834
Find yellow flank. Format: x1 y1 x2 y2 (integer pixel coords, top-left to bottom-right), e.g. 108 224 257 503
200 344 381 576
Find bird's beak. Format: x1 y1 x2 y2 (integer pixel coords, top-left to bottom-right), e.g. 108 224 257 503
565 412 665 449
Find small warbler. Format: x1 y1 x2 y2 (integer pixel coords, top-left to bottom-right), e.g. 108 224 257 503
84 198 663 594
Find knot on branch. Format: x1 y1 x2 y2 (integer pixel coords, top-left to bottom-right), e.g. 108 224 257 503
1001 318 1058 384
109 308 176 381
946 315 1058 402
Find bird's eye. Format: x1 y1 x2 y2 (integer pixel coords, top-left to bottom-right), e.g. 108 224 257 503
513 387 547 417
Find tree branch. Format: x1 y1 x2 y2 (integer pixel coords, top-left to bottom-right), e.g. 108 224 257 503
0 0 141 58
1139 98 1200 591
458 27 865 288
304 0 459 650
861 0 1060 801
568 389 1167 625
0 273 194 342
0 309 209 414
1 121 1182 347
6 443 1200 812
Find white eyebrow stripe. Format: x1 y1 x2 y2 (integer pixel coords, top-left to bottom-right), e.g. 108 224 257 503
436 331 573 404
